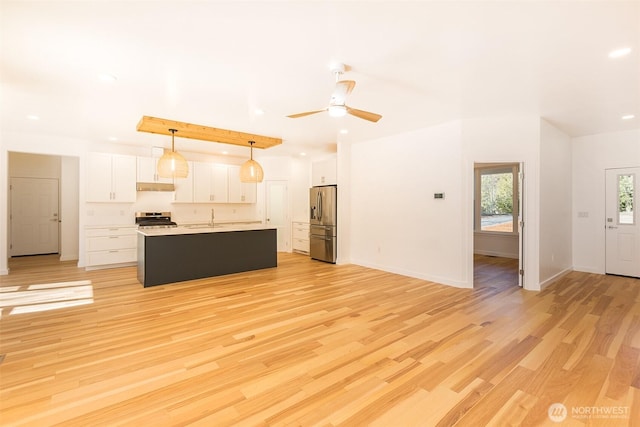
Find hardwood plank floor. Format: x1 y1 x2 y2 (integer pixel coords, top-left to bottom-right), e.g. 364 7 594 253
1 253 639 426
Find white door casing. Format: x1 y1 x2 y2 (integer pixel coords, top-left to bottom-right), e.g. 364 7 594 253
266 180 289 252
518 163 524 287
10 177 59 256
605 167 640 278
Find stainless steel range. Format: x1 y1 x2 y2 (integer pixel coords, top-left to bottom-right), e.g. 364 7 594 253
135 212 177 229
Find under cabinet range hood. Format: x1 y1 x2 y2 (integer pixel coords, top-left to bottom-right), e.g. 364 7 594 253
136 182 175 192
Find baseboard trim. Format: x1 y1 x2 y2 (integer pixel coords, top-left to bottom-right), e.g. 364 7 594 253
539 267 573 290
350 259 472 289
474 250 518 259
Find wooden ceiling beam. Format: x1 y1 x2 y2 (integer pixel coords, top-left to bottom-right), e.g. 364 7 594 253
136 116 282 149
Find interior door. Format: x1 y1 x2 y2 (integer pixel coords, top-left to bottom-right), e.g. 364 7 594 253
606 167 640 277
266 180 289 252
518 163 524 287
10 177 60 256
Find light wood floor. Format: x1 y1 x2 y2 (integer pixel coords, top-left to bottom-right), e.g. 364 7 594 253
1 253 639 426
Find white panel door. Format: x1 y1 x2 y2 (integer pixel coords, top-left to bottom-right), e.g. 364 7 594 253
10 177 59 256
605 167 640 278
266 180 289 252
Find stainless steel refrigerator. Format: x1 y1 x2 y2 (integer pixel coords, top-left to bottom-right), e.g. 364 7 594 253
310 185 337 263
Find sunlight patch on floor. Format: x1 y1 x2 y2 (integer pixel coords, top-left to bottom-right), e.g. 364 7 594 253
0 280 93 316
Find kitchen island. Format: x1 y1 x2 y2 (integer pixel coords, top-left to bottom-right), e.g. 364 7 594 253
137 224 277 287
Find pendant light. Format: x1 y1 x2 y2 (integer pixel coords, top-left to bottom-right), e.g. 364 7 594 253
157 128 189 179
239 140 264 183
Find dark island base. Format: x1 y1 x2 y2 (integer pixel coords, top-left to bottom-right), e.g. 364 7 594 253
137 229 277 287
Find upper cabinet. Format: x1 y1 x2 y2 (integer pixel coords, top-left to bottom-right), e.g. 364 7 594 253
136 156 173 183
193 162 228 203
227 165 257 203
173 161 194 203
312 156 337 186
87 153 136 202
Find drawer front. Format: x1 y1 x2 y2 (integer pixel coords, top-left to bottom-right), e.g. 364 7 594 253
87 249 136 266
86 227 137 237
87 235 137 251
292 226 309 240
292 238 310 253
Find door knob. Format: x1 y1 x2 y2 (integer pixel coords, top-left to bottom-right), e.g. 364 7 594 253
608 225 618 229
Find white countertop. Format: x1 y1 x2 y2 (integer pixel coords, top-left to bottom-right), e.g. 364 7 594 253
137 224 276 237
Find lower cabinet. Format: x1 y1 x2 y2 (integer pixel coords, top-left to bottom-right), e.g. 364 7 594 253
85 226 137 269
292 221 310 254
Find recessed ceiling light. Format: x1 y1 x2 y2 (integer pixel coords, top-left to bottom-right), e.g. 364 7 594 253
621 114 635 120
609 47 631 58
222 151 229 155
26 114 40 120
300 152 307 157
108 136 118 141
254 109 265 116
339 129 348 134
98 73 117 82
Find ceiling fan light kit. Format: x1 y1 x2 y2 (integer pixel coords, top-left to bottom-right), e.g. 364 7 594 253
157 129 189 179
239 141 264 183
328 105 347 117
287 63 382 123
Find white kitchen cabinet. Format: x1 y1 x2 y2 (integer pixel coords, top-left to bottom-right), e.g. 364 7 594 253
87 153 136 202
193 162 228 203
292 221 310 254
311 156 337 186
173 161 194 203
85 226 137 269
136 156 173 183
227 165 257 203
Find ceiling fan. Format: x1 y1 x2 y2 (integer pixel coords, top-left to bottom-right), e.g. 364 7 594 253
287 63 382 123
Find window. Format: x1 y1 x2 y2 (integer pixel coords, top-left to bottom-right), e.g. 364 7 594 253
618 173 635 225
474 165 519 233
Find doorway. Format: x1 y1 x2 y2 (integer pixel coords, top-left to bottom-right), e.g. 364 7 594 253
473 162 523 288
9 177 59 256
6 152 79 269
605 167 640 278
265 180 290 252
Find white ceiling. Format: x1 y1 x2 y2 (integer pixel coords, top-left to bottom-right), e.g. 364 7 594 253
1 1 639 159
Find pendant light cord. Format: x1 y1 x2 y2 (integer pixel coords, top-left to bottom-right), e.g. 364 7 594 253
249 140 255 160
169 128 177 152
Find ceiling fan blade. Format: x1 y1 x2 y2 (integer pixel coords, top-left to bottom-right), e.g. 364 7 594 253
330 80 355 105
346 106 382 123
287 109 327 118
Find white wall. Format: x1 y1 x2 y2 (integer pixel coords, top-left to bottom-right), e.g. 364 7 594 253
290 157 311 223
474 233 519 258
349 121 468 287
572 129 640 274
60 156 79 261
462 115 541 290
337 141 351 264
539 119 572 287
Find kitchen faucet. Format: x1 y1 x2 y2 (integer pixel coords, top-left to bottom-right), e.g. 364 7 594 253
209 208 215 227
